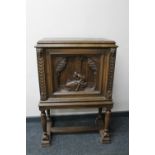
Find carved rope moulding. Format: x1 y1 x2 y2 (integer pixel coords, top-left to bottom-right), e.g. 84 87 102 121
106 48 116 99
37 48 47 100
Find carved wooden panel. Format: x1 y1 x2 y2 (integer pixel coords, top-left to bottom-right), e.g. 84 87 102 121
52 55 102 94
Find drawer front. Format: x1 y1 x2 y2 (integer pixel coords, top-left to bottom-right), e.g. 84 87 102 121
45 48 110 97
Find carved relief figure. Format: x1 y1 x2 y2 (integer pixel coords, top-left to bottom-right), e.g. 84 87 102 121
65 72 87 91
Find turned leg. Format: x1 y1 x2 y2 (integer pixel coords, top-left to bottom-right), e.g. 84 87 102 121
46 109 52 144
95 108 102 126
46 109 50 120
40 110 50 146
98 107 103 119
100 109 111 143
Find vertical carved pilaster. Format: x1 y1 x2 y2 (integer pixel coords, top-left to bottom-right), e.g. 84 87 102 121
106 48 116 99
37 48 47 100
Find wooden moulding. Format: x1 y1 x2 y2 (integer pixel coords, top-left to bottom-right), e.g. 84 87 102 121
35 38 118 48
39 101 113 110
35 44 117 48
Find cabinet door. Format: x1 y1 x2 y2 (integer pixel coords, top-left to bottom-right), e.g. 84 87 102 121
45 48 111 97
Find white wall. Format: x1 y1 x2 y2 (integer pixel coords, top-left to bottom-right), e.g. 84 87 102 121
26 0 129 116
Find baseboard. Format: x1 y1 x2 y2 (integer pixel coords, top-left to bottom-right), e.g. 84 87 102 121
26 111 129 123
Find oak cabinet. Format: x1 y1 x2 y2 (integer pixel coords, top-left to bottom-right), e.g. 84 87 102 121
35 38 117 146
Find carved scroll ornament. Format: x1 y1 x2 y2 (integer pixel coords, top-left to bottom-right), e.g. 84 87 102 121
55 57 67 85
88 57 97 74
56 57 67 75
88 57 97 89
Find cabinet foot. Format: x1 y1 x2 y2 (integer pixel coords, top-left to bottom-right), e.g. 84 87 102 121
100 129 111 144
41 132 50 147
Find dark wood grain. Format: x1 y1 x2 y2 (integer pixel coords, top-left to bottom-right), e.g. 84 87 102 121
35 38 117 146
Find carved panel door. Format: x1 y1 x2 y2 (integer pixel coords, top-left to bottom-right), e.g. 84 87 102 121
45 48 108 97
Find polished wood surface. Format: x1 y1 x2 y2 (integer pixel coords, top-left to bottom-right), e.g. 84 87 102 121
35 38 117 146
37 38 116 44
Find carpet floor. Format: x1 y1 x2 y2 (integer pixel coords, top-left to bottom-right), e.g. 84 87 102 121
26 115 129 155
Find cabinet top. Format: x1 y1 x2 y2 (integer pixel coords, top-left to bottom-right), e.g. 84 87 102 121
35 38 117 48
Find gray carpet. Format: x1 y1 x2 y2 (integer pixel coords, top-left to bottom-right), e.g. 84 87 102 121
26 115 129 155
